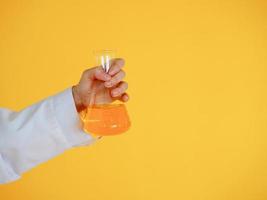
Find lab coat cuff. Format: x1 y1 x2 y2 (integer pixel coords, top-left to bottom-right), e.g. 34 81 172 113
51 88 95 147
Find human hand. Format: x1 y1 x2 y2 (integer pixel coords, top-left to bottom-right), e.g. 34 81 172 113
72 58 129 112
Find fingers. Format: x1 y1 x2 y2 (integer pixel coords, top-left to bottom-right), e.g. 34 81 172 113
94 67 112 81
117 93 129 102
82 58 124 82
110 81 128 97
108 58 125 76
82 66 111 82
111 92 129 102
120 93 129 102
104 70 126 88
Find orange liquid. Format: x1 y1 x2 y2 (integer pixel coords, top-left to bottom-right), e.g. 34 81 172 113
80 104 131 136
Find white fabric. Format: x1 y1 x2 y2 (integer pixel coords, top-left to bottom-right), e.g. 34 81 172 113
0 88 94 184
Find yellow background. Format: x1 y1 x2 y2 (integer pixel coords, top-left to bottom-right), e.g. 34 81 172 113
0 0 267 199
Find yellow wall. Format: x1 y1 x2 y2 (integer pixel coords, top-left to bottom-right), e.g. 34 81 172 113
0 0 267 199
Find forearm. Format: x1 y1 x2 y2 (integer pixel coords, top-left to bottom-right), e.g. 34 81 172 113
0 88 94 184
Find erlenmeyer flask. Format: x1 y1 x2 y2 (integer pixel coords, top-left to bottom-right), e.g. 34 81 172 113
80 50 131 137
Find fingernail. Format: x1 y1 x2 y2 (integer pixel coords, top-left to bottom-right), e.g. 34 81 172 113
112 90 119 96
109 70 115 75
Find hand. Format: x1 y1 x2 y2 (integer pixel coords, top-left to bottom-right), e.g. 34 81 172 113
72 58 129 112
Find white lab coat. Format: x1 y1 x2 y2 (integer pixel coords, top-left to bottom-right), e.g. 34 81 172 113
0 88 94 184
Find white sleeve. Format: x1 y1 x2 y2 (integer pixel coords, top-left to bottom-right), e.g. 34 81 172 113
0 88 95 184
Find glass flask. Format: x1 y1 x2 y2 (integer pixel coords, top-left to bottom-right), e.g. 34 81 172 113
79 50 131 137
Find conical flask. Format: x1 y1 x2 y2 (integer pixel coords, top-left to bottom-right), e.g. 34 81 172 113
80 50 131 137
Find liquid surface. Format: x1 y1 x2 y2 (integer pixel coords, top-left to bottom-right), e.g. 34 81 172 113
80 104 131 136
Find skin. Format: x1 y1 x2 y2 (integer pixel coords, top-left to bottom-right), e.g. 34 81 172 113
72 58 129 112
